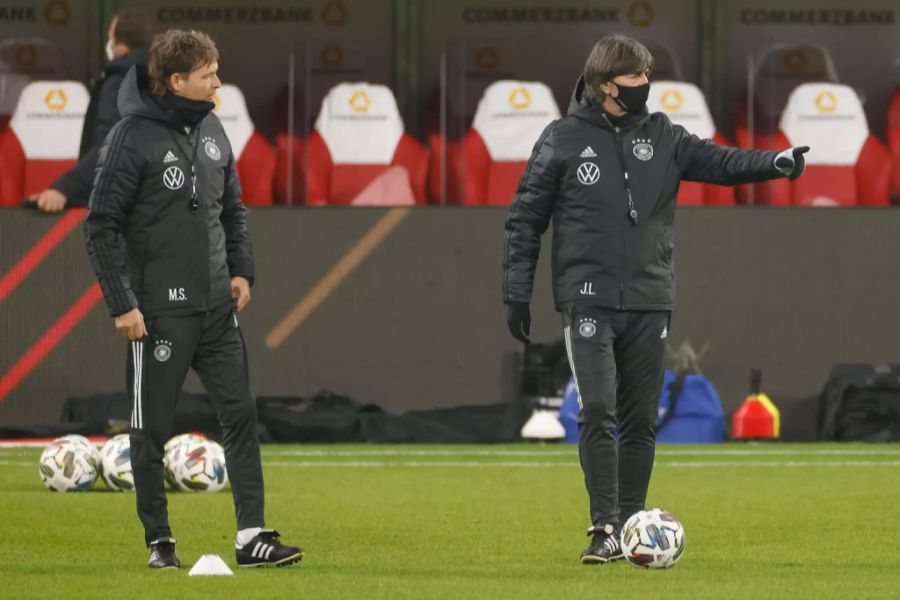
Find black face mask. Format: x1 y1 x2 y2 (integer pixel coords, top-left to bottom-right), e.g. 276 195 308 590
611 81 650 114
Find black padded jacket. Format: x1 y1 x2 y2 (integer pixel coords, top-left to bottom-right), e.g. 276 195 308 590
503 76 785 311
84 66 253 318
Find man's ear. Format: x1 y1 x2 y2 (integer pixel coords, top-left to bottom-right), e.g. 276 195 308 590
599 81 616 98
168 73 182 93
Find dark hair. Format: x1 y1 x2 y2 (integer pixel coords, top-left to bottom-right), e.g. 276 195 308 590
112 7 154 50
148 29 218 95
583 34 653 104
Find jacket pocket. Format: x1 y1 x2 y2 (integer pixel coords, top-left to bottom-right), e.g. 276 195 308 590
657 226 674 277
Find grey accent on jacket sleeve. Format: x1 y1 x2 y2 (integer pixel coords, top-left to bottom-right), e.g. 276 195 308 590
503 121 562 305
83 118 143 317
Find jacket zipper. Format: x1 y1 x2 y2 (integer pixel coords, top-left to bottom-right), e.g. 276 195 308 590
190 127 211 314
612 126 637 310
174 126 210 313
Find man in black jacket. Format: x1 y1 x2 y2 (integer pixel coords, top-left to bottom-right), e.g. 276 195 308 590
28 8 152 213
84 29 303 570
502 34 808 564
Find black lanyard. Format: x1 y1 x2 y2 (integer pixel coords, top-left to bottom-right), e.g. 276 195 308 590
166 127 201 214
611 126 638 226
601 114 639 226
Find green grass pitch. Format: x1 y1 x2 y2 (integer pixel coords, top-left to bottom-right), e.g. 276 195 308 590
1 443 899 599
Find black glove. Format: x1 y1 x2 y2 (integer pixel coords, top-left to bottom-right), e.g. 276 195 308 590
505 302 531 344
774 146 810 181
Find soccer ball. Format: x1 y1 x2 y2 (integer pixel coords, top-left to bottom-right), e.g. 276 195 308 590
99 434 134 491
39 437 100 492
163 433 207 489
167 438 228 493
164 432 207 456
620 508 686 569
56 434 97 455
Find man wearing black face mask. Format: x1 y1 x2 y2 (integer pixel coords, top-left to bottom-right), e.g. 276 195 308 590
85 29 303 570
502 34 808 564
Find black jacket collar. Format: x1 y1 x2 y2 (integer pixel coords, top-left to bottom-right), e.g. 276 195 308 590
567 75 650 132
117 65 213 130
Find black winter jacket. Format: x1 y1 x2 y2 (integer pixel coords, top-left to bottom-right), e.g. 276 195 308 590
84 66 253 318
52 48 148 206
503 77 785 311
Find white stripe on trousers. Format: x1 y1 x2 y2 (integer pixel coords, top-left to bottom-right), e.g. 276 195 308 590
563 326 583 410
131 341 143 429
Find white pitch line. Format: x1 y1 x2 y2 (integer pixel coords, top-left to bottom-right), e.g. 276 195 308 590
662 460 900 468
2 459 897 470
4 446 899 457
261 448 900 458
656 449 900 456
260 460 900 469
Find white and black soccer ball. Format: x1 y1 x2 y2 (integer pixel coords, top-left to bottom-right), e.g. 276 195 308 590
620 508 686 569
99 434 134 491
168 438 228 493
163 433 207 489
163 432 207 457
56 434 98 456
39 437 100 492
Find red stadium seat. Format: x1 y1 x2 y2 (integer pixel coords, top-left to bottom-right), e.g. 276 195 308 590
735 42 839 148
0 81 88 206
648 81 735 206
887 88 900 202
213 85 276 206
0 37 65 130
305 83 427 205
424 84 478 205
425 41 676 205
457 81 560 206
754 83 890 206
271 83 311 205
273 131 305 205
734 43 841 205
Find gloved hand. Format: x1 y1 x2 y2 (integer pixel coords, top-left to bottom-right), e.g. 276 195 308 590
505 302 531 344
774 146 810 181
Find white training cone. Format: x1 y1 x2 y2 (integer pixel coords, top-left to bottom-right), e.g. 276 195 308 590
188 554 234 576
520 410 566 441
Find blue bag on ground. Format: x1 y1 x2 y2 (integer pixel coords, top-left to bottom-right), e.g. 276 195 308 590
656 369 725 443
558 371 724 444
559 379 580 443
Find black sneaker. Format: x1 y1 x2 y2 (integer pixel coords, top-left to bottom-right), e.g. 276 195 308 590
148 537 180 569
580 524 624 564
236 530 304 568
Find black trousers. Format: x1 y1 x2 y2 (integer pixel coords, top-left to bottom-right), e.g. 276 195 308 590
562 305 669 529
127 302 265 546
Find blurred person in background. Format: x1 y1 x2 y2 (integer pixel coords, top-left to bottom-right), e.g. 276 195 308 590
502 33 808 564
28 7 153 213
84 29 303 570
